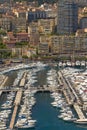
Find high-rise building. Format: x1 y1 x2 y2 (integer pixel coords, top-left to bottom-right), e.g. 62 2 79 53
57 0 78 35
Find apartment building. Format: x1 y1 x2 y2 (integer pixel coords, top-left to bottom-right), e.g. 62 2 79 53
79 17 87 29
38 19 55 34
51 35 87 56
57 0 78 35
38 42 49 55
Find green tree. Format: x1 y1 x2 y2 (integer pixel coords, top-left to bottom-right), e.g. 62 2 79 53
0 29 6 36
15 41 29 47
0 42 7 49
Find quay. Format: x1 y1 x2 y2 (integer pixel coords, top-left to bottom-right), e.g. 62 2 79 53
0 76 8 96
58 71 74 105
9 89 23 129
63 89 73 105
74 103 85 119
66 78 82 105
19 72 27 87
57 71 87 122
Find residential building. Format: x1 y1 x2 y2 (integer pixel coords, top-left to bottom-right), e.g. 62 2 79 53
13 17 27 32
15 33 29 42
3 32 17 48
38 42 49 55
27 10 47 23
76 0 87 7
14 11 27 19
75 36 87 56
39 36 50 44
0 16 12 31
61 36 75 55
79 17 87 29
28 22 39 45
3 32 29 48
38 19 55 34
50 36 61 54
50 35 87 56
28 22 38 35
45 9 57 18
76 28 87 36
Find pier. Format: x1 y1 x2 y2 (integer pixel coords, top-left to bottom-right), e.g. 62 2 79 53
57 71 87 122
0 76 8 95
9 89 23 129
63 90 73 105
58 71 74 105
74 103 85 119
19 72 27 87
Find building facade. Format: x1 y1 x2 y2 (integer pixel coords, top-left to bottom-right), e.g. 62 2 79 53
38 42 49 55
0 17 12 31
79 17 87 29
51 35 87 57
57 0 78 35
28 10 47 23
38 19 55 34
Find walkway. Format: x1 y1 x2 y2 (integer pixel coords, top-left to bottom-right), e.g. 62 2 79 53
19 72 27 87
74 103 85 119
9 89 23 129
0 76 8 95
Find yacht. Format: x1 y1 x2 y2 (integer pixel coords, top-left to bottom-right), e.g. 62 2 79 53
74 119 87 124
63 116 77 122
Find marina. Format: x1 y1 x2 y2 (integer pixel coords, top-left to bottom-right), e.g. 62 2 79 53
0 61 87 129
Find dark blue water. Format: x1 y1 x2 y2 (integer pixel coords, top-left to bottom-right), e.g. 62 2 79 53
18 92 87 130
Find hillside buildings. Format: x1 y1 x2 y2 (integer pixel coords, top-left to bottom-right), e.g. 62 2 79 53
0 1 87 59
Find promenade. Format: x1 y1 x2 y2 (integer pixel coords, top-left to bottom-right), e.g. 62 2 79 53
74 103 85 119
19 72 27 87
9 89 23 129
0 76 8 96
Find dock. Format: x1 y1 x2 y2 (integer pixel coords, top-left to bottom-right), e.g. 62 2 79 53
73 103 85 119
58 71 74 105
9 89 23 129
57 70 87 121
0 76 8 95
19 72 27 87
63 89 73 105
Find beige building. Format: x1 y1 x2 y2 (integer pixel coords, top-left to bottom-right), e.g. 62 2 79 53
28 22 38 34
38 19 55 34
28 22 39 45
50 36 62 54
13 17 27 32
0 17 12 31
50 35 87 57
12 47 28 57
38 42 49 55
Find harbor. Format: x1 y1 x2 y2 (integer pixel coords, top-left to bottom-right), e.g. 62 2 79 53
0 61 87 129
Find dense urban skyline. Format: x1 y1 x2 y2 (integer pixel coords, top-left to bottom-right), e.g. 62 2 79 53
0 0 86 60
